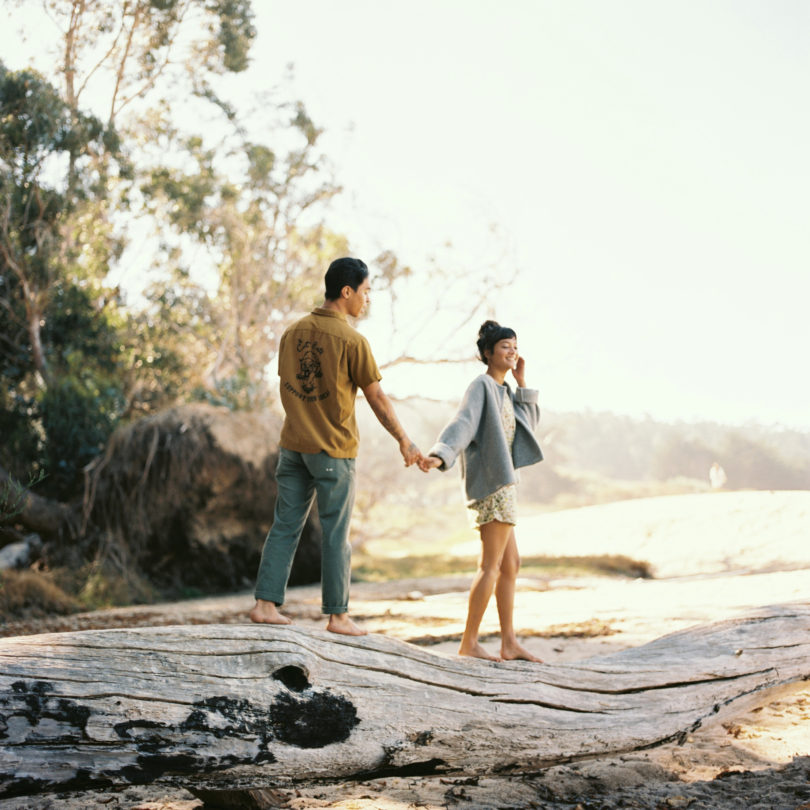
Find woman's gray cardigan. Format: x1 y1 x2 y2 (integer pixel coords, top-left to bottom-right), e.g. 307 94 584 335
428 373 543 503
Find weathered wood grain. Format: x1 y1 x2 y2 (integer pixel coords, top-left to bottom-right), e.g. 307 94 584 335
1 602 808 799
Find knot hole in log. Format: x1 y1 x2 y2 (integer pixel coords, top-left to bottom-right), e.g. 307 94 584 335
272 665 309 692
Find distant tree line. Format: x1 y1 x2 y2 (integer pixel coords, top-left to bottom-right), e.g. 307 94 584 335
350 402 810 526
522 411 810 499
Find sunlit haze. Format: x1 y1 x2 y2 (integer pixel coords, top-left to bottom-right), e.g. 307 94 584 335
2 1 807 428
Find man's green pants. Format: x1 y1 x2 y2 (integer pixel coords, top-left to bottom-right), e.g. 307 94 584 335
254 448 355 614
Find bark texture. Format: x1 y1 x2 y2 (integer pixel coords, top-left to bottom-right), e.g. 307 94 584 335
1 602 808 799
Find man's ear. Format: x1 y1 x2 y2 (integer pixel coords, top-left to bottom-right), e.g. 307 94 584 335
341 285 352 299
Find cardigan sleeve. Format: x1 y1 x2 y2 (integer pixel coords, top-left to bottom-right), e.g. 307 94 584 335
428 378 485 472
513 387 540 431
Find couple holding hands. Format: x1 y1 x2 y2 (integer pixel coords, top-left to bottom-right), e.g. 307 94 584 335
250 258 544 663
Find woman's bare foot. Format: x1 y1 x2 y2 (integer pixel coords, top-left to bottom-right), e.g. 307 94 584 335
326 613 367 636
501 639 543 663
459 641 502 662
249 599 292 625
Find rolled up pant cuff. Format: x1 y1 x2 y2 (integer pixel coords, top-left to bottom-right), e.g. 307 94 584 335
254 591 284 606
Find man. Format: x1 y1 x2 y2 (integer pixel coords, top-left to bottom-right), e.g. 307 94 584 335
250 257 423 635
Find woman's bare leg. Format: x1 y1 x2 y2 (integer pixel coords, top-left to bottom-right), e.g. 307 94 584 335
496 530 543 662
459 520 512 661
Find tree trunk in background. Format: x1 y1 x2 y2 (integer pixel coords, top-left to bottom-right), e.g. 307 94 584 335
0 464 75 536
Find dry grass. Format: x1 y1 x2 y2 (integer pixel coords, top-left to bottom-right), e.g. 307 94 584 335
352 551 652 582
0 570 79 620
521 553 653 579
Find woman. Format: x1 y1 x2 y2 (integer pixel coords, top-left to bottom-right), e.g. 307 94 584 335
420 320 544 662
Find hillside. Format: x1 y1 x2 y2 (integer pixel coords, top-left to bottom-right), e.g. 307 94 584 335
355 398 810 515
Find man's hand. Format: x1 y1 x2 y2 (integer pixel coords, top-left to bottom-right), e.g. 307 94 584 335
399 438 422 467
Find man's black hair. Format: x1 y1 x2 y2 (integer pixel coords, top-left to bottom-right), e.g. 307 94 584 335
324 257 369 300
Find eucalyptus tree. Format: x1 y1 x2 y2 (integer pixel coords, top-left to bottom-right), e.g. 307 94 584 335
0 61 126 495
1 0 258 501
136 100 344 409
9 1 347 411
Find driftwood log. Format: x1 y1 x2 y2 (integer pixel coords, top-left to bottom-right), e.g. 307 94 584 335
1 602 808 801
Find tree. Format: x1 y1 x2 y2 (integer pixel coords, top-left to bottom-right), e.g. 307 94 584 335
0 61 127 496
1 2 343 601
135 100 345 409
1 1 258 510
1 0 259 486
26 0 256 123
2 608 809 798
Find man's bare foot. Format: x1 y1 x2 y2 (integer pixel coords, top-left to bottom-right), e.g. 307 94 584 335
326 613 367 636
501 640 544 663
249 600 292 625
459 641 502 662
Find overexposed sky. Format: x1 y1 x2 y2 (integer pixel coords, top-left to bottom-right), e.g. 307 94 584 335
3 1 808 427
251 1 810 428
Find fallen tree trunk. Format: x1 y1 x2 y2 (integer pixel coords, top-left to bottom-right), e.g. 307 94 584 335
0 464 76 537
1 602 808 799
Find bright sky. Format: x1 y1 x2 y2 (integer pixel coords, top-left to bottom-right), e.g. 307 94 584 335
3 1 808 428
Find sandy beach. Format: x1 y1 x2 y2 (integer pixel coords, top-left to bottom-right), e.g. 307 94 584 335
2 490 809 809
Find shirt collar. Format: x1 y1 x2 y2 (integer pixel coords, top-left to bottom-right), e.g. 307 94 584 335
312 306 347 321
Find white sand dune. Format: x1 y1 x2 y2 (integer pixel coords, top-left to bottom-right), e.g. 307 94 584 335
452 489 810 578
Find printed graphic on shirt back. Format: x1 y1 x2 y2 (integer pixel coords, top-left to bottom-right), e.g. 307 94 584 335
296 339 323 394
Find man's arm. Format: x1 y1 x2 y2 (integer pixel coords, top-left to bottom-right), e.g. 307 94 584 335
361 381 422 467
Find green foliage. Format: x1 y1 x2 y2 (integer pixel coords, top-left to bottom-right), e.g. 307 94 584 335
135 100 345 409
0 64 76 153
210 0 257 73
0 63 116 207
0 0 261 491
0 470 46 522
0 402 42 482
0 61 128 497
0 0 422 533
39 377 124 496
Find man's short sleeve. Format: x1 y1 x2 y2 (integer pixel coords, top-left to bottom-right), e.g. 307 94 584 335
349 335 382 389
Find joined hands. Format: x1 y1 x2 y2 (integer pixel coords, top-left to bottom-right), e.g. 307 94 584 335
398 438 442 473
417 454 442 473
399 439 422 467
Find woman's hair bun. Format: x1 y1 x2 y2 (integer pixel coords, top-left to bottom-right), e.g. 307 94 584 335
478 320 501 339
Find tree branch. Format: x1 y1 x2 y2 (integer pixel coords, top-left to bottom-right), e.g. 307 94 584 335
0 464 76 536
74 3 130 107
378 354 472 371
